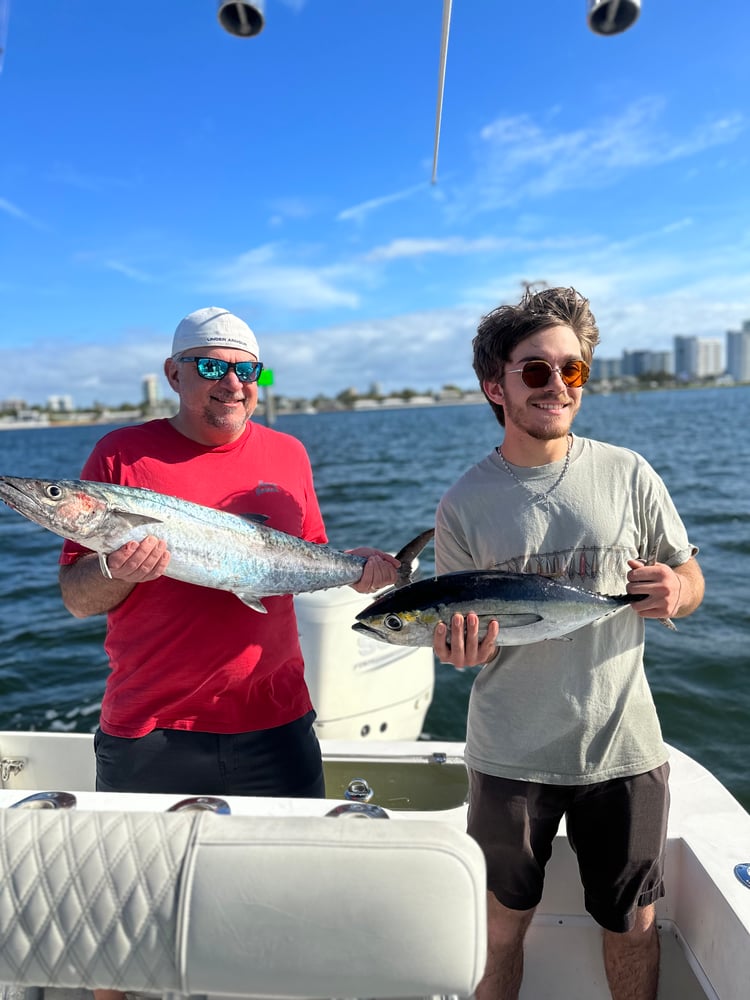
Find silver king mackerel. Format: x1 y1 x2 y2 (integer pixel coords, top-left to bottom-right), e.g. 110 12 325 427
0 476 433 613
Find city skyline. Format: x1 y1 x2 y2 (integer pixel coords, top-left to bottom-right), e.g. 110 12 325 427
3 326 749 418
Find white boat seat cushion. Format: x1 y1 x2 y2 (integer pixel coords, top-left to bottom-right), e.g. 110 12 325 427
0 809 486 999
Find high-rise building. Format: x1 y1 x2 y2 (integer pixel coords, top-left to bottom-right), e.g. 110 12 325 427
622 351 674 377
47 395 74 412
142 374 160 408
673 336 724 380
726 322 750 382
590 357 623 381
0 397 27 412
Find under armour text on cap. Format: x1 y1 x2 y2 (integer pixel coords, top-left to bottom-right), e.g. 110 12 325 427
171 307 260 358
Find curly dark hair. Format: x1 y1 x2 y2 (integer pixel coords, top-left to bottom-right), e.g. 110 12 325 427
473 286 600 427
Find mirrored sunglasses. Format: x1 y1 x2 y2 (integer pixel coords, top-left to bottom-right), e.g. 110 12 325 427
504 359 590 389
179 356 264 383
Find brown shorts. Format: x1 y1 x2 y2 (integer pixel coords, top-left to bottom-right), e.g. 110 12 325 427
467 763 670 933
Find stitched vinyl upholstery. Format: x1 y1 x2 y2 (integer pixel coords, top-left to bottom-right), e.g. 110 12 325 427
0 809 486 999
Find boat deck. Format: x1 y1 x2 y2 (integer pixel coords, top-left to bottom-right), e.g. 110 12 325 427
1 733 748 1000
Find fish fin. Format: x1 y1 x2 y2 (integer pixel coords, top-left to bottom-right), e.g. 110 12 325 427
444 614 552 649
442 614 544 647
235 593 268 613
394 528 435 588
659 617 678 631
237 513 270 524
496 613 543 627
98 552 113 580
110 508 164 528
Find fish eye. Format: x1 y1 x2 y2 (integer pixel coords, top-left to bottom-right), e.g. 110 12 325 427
44 485 63 500
383 614 403 631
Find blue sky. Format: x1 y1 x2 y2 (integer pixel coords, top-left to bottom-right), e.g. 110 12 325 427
1 1 748 407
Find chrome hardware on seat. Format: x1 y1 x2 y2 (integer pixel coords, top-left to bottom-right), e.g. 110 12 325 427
326 802 389 819
167 796 231 814
344 777 374 802
9 791 77 810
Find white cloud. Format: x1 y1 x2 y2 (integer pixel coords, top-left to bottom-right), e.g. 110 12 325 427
0 334 168 410
103 260 155 283
262 307 482 397
0 197 48 230
337 183 427 224
468 99 746 210
365 236 501 262
266 196 318 227
203 245 361 309
47 163 136 193
364 234 600 263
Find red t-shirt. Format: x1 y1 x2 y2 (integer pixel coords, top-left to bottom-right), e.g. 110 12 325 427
60 419 326 738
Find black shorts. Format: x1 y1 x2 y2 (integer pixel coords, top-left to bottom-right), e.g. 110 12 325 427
467 763 670 933
94 709 325 799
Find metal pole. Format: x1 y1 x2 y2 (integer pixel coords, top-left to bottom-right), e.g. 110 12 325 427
263 384 276 426
431 0 453 184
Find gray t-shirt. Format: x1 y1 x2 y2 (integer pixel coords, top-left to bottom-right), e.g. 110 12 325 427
435 435 697 785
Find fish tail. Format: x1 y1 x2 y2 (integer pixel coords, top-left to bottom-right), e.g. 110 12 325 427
394 528 435 588
645 532 663 567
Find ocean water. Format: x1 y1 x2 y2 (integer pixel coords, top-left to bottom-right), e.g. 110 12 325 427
0 386 748 808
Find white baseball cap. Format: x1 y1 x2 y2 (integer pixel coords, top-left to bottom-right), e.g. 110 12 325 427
171 307 260 358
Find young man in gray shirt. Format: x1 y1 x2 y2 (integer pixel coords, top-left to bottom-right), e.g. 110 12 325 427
433 286 704 1000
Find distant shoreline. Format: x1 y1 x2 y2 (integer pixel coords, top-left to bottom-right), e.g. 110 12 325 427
1 381 746 431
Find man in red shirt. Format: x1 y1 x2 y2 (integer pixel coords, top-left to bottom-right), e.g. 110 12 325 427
59 306 398 800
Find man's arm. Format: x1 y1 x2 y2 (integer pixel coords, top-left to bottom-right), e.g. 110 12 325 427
671 558 705 617
59 536 170 618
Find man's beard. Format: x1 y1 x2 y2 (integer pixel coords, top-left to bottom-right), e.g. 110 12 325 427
502 394 579 440
203 401 251 430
